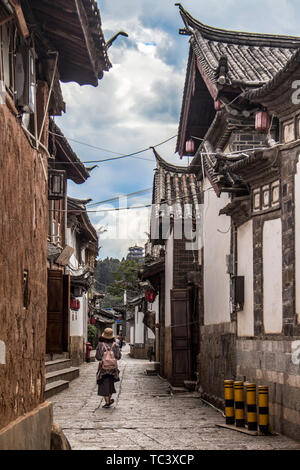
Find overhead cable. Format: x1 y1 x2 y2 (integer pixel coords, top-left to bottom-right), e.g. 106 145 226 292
48 133 178 165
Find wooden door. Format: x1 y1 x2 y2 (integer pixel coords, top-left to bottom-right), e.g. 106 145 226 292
62 274 70 352
46 270 69 354
171 289 192 386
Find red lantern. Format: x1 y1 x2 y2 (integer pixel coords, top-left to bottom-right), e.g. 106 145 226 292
91 316 96 325
70 299 80 310
214 100 222 111
145 289 156 303
185 139 195 155
255 111 270 132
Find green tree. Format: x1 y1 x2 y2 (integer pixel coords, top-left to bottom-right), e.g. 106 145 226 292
88 324 98 348
94 257 121 292
106 259 141 300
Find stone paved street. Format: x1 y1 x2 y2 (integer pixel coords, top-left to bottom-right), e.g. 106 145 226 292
50 346 300 451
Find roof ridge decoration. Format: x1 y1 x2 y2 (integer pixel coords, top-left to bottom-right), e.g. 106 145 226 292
175 3 300 48
151 147 191 173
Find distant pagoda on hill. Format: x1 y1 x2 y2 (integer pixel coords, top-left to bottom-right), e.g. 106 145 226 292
127 245 145 262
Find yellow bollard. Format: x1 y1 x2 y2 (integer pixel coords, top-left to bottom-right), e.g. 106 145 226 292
258 386 269 434
224 380 235 425
234 381 245 428
246 383 257 431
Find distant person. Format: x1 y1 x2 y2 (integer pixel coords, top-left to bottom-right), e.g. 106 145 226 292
118 334 124 350
96 328 121 408
147 346 155 362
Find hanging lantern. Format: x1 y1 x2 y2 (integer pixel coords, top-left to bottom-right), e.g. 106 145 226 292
255 111 270 132
214 100 222 111
70 298 80 310
185 139 195 155
145 289 156 303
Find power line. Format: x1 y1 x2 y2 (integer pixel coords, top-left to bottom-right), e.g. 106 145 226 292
50 131 128 155
49 133 178 165
87 188 152 207
52 186 214 214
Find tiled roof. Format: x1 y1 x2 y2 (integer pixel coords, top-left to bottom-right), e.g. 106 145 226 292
68 197 98 246
49 121 91 184
177 3 300 88
151 148 202 220
244 48 300 116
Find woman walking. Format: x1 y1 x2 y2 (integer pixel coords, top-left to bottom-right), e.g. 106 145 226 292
96 328 121 408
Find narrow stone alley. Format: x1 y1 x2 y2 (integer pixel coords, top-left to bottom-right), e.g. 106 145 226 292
50 346 300 451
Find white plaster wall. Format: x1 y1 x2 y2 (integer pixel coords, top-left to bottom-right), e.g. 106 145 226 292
263 218 283 334
150 296 159 322
82 293 88 342
165 231 174 328
135 308 145 344
70 297 84 337
65 227 87 274
295 160 300 323
130 324 134 345
66 227 79 271
203 178 231 325
237 220 254 337
0 340 5 364
147 296 158 340
147 327 155 340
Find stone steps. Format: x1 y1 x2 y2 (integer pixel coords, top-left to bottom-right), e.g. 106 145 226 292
45 354 80 399
46 367 80 385
184 380 197 392
45 380 69 399
45 352 69 362
46 359 72 373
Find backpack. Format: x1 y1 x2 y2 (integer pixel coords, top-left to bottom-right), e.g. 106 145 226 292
102 343 118 370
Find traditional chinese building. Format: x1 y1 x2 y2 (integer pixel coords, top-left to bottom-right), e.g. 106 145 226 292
64 197 99 366
172 3 300 439
141 148 202 385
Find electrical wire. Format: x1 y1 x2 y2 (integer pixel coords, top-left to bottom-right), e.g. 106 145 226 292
51 185 215 214
87 188 152 207
49 133 178 165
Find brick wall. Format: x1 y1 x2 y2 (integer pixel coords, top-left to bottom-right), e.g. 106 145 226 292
281 149 299 335
236 339 300 440
0 99 48 429
198 322 236 409
173 237 198 289
229 131 267 153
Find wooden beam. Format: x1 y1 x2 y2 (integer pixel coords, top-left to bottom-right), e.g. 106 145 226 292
74 0 98 82
0 15 13 27
8 0 30 38
196 59 219 101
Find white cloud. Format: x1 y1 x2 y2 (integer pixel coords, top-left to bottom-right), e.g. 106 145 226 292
58 0 300 259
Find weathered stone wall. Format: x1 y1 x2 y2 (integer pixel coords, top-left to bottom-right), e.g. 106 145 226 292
198 322 236 409
0 402 52 450
130 342 154 360
236 339 300 440
70 336 85 366
0 100 48 430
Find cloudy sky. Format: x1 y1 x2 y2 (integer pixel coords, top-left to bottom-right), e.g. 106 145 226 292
55 0 300 260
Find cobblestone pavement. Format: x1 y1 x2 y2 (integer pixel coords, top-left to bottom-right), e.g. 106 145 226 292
50 346 300 451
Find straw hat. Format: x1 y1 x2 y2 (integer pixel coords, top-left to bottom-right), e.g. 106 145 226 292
101 328 115 340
